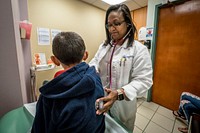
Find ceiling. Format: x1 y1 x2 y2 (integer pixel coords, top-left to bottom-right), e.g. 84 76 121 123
79 0 148 11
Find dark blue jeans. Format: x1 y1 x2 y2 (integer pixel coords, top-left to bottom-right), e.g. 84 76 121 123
178 92 200 124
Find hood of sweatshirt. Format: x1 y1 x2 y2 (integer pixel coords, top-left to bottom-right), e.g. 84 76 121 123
39 62 98 99
32 62 105 133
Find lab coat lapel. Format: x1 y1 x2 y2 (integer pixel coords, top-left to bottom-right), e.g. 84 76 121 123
99 44 112 62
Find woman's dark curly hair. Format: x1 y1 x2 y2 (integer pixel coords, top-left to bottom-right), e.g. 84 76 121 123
104 4 136 47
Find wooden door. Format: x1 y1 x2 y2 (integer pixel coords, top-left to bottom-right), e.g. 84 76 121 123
131 6 147 40
152 0 200 110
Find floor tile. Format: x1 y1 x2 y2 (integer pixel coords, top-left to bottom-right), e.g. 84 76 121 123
135 98 186 133
137 102 141 107
135 112 150 130
151 113 174 132
142 101 159 111
157 106 175 121
137 98 145 106
137 105 155 120
173 119 187 133
133 125 143 133
144 121 170 133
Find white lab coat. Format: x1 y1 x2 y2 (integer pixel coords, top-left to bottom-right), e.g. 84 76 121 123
89 39 153 132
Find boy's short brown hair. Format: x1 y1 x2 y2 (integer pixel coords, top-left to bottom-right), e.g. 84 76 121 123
52 32 85 65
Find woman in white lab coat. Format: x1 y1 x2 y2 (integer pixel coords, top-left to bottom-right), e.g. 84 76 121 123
89 4 153 132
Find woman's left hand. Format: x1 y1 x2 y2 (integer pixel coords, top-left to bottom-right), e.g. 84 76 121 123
96 88 118 115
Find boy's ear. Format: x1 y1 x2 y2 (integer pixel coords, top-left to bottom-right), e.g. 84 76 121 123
82 51 88 61
51 56 60 66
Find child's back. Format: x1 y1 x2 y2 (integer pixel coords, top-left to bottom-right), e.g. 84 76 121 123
31 32 105 133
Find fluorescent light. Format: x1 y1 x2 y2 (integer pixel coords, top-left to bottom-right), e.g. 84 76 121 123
102 0 126 5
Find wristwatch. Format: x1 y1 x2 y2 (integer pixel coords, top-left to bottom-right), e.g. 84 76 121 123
116 89 124 101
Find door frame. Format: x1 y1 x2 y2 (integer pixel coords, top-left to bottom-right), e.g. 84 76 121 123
147 3 160 102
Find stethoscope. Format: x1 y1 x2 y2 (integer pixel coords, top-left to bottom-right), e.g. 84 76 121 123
108 28 132 88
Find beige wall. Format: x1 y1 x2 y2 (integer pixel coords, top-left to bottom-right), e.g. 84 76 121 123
28 0 106 96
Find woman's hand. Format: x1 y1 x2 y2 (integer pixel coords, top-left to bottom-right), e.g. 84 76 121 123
96 88 118 115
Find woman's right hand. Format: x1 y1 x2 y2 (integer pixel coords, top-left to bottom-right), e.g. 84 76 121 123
96 88 118 115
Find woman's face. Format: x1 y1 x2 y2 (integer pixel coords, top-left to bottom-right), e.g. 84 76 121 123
107 11 128 42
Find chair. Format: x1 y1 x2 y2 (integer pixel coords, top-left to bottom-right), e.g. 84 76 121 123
188 113 200 133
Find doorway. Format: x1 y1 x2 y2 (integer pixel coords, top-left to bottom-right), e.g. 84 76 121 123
151 0 200 110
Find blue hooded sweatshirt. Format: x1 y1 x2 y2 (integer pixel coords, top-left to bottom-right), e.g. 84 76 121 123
31 62 105 133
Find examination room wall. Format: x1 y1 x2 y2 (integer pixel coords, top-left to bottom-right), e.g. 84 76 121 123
0 0 32 117
28 0 106 97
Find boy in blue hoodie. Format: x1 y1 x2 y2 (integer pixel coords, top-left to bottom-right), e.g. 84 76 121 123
31 32 105 133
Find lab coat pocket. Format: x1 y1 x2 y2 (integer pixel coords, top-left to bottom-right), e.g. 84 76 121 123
119 55 134 86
